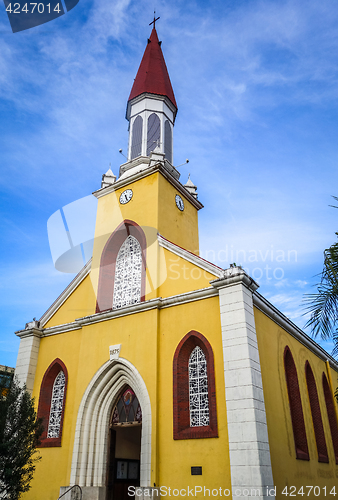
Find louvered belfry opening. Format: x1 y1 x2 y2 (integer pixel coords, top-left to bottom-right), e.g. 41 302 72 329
146 113 160 156
130 115 143 159
164 120 172 163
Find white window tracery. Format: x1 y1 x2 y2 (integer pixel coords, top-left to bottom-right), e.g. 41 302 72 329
189 346 210 427
113 235 142 309
47 371 66 438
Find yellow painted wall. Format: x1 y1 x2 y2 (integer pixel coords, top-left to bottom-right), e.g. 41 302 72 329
24 293 231 499
43 274 96 329
157 173 199 254
157 297 232 494
159 248 217 298
43 248 215 330
254 307 338 499
27 308 159 500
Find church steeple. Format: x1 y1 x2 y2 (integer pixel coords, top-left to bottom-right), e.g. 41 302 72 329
128 27 177 110
125 25 177 165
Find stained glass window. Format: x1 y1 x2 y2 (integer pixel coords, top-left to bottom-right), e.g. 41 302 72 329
112 387 142 425
47 371 66 438
189 346 210 427
113 235 142 309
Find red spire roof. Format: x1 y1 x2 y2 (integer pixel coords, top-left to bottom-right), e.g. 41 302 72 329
128 28 177 109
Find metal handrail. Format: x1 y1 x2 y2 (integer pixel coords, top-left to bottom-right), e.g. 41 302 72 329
57 485 82 500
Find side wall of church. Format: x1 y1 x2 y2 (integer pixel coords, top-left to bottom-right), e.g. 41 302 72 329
254 307 338 496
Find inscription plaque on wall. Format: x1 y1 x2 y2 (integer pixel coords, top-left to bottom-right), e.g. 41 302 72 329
191 466 202 475
109 344 121 361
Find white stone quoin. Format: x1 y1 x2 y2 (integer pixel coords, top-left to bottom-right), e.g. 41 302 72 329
15 322 42 394
211 268 274 500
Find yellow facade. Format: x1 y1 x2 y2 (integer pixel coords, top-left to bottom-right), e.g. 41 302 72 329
20 158 338 500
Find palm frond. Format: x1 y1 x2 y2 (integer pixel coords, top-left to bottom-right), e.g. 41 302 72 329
303 241 338 341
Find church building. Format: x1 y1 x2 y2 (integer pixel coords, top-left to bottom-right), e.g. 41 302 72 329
15 23 338 500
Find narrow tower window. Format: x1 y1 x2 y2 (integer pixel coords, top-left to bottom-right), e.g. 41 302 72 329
147 113 160 156
164 120 172 163
284 347 309 460
47 371 66 438
189 346 210 427
305 362 329 462
113 235 142 309
322 373 338 464
131 115 143 159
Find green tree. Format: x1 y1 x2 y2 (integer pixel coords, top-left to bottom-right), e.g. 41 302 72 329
0 378 43 500
304 197 338 402
304 235 338 354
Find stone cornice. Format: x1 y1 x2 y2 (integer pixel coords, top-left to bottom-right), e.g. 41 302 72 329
76 298 162 326
39 287 218 337
161 287 218 308
158 235 223 278
39 259 92 328
253 292 338 371
126 92 177 121
15 327 43 339
210 267 259 293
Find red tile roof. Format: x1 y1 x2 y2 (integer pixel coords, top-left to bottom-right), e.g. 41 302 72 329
128 28 177 109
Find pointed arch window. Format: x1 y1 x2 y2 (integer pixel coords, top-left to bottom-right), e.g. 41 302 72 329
305 362 328 462
111 386 142 425
189 346 210 427
164 120 172 163
113 235 142 309
322 373 338 464
131 116 143 159
284 347 309 460
173 331 217 440
147 113 160 156
96 220 147 313
37 358 68 447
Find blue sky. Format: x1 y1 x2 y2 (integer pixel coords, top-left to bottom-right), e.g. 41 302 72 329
1 0 338 367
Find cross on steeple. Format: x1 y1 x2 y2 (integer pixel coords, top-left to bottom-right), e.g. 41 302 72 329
149 11 160 29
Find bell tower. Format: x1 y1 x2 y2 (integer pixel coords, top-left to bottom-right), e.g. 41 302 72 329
125 23 177 165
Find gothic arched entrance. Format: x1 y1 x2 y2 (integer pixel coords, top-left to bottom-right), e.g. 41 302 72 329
107 386 142 500
69 359 152 498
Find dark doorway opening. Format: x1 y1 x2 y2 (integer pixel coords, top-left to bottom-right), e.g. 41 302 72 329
107 387 142 500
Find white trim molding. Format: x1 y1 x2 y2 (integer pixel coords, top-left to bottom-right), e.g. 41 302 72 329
158 234 223 278
93 163 203 210
253 292 338 370
69 358 152 492
211 269 274 500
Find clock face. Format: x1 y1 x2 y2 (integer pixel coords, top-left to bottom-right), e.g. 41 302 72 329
175 194 184 211
119 189 133 205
